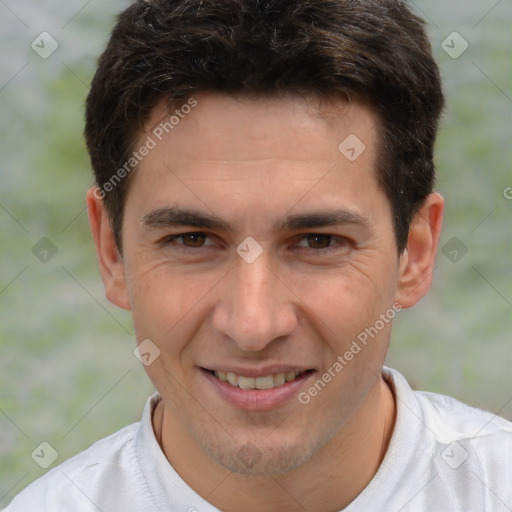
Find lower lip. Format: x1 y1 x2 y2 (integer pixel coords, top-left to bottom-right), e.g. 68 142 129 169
201 369 315 411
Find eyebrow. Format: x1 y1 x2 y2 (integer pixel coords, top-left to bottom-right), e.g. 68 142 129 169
142 207 232 231
274 210 370 232
141 207 370 232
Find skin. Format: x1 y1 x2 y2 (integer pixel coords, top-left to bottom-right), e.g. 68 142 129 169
87 92 444 511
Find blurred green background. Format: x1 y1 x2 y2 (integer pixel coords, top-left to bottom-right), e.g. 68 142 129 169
0 0 511 503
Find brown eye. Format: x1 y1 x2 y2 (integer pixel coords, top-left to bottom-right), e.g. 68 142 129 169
180 233 207 247
305 234 334 249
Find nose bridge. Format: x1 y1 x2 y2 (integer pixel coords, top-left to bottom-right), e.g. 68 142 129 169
214 256 296 351
237 257 275 313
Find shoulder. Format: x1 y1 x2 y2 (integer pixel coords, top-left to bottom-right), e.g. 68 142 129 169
415 387 512 442
414 385 512 475
411 378 512 460
385 366 512 445
3 422 148 512
383 367 512 510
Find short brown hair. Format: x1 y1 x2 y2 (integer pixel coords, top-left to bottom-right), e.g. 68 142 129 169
85 0 444 251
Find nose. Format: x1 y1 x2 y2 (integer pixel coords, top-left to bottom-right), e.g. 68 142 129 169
212 256 298 352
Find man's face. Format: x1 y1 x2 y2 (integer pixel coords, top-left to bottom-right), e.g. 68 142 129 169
119 93 403 474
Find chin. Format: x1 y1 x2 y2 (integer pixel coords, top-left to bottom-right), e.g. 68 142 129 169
197 428 328 476
214 443 312 476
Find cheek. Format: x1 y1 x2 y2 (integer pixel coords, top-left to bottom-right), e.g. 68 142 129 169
126 261 219 347
289 262 398 342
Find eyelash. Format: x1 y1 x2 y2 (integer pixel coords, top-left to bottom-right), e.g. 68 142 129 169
164 232 215 248
162 232 350 253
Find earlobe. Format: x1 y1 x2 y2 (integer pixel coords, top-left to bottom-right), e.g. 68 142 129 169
395 193 444 309
86 187 131 311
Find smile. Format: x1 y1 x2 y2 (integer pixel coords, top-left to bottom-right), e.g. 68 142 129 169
212 370 308 390
201 367 315 410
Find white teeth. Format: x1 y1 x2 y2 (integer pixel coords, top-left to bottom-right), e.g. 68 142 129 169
237 376 255 389
273 373 286 387
255 375 274 390
285 371 296 382
213 370 305 389
226 372 238 386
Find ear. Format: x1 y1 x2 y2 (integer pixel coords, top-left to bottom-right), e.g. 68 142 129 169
86 187 131 310
395 193 444 309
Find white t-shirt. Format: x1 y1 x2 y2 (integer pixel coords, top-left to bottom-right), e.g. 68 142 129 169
4 368 512 512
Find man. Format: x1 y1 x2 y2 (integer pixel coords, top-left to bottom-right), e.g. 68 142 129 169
5 0 511 511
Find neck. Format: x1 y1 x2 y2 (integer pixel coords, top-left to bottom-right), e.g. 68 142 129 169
153 377 396 512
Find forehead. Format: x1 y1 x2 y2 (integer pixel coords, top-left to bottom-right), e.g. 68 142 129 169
143 92 378 167
127 92 387 227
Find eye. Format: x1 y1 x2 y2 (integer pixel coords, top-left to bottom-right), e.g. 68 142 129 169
297 233 337 249
165 232 214 248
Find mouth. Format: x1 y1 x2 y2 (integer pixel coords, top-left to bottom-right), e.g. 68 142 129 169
207 369 312 390
200 367 315 411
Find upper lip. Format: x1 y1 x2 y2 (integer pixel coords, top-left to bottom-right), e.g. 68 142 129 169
201 365 314 378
